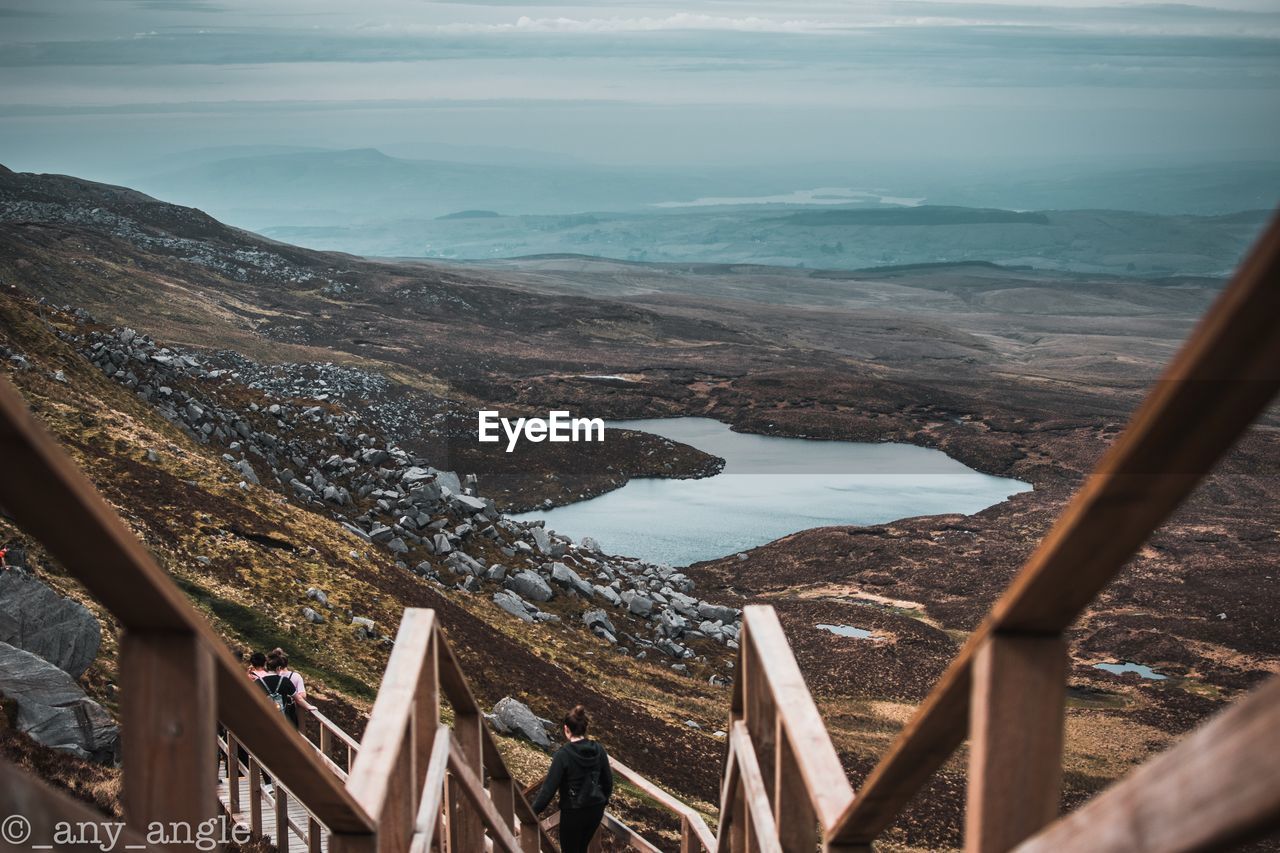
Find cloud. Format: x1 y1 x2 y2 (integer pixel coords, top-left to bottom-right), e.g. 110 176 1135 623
429 13 848 35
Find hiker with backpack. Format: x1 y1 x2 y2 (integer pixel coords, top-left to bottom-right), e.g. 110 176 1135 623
269 647 311 721
531 705 613 853
257 651 314 729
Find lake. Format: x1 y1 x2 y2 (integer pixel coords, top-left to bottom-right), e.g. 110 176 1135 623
511 418 1032 567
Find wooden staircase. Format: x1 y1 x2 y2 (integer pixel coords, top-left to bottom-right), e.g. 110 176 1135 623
1 214 1279 852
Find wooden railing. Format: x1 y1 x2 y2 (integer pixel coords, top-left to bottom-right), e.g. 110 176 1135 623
332 607 560 853
713 214 1280 853
304 707 362 780
611 758 716 853
0 372 377 849
719 606 856 851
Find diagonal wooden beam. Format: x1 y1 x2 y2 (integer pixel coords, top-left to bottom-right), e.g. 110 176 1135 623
829 212 1280 845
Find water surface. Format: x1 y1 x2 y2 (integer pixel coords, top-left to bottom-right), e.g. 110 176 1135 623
817 624 879 639
1093 661 1167 680
512 418 1031 566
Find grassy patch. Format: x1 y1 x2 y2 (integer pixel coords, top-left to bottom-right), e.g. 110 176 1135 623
174 577 376 700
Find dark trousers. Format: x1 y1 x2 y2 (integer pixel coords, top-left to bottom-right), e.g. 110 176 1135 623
559 804 606 853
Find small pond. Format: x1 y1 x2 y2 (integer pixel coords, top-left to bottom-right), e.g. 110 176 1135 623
512 418 1031 566
816 624 880 640
1093 661 1167 680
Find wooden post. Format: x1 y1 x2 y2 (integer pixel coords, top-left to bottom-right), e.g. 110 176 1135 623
732 779 748 852
248 756 263 837
227 732 241 815
775 722 817 851
966 633 1067 853
120 630 217 843
440 783 454 853
491 777 516 838
680 816 698 853
414 632 440 802
276 786 291 853
309 817 324 853
320 723 333 764
377 729 416 853
450 712 485 851
518 817 540 853
744 643 778 809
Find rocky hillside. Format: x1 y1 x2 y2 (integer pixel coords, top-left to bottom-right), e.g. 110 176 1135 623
0 288 737 845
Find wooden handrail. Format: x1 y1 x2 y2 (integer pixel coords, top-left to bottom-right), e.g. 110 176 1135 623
724 722 782 853
309 706 363 754
1013 675 1280 853
483 727 560 852
717 605 855 849
828 213 1280 846
610 757 716 851
217 733 314 848
408 726 451 853
447 735 524 852
740 606 854 833
347 609 436 829
598 812 664 853
334 607 554 853
0 375 377 838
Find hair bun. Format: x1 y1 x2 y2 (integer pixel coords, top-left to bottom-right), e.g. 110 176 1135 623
563 704 590 736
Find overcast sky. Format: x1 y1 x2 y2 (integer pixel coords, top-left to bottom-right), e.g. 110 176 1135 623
0 0 1277 177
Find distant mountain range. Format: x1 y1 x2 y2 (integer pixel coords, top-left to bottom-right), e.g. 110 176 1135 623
100 149 1280 276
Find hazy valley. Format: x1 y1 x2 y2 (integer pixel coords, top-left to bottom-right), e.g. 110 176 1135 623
121 148 1279 277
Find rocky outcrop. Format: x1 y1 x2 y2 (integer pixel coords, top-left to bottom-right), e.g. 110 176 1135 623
0 640 118 762
489 697 552 748
0 571 101 679
505 570 554 603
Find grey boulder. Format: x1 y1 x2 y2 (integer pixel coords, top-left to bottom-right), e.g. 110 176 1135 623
530 526 552 555
235 458 259 486
493 591 535 623
550 563 593 597
0 640 117 761
582 609 616 634
593 585 622 607
505 570 553 603
0 572 101 678
491 697 552 748
451 494 491 514
624 591 654 617
698 602 739 624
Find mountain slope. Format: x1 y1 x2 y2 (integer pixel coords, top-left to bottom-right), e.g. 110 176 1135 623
0 291 732 844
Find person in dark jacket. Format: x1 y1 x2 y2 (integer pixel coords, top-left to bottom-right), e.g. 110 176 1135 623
532 705 613 853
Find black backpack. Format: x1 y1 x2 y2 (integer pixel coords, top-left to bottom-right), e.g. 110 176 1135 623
568 758 608 809
261 673 292 715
